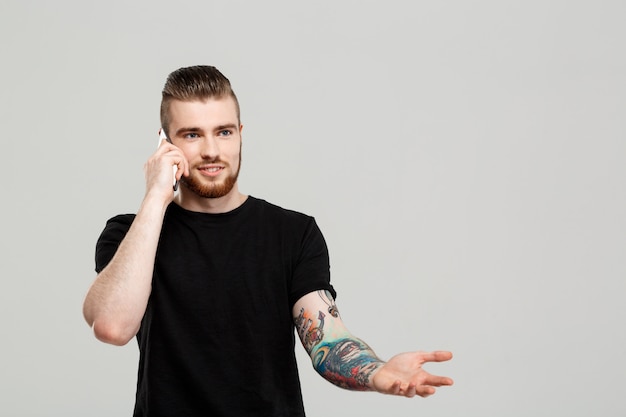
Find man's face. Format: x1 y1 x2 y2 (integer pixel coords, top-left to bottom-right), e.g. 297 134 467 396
166 96 242 199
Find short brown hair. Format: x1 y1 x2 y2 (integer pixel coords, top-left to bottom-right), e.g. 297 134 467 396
160 65 240 136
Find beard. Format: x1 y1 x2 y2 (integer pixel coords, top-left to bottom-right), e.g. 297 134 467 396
180 153 241 199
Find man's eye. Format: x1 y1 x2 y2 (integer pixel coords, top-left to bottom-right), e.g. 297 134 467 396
218 130 232 137
184 133 200 139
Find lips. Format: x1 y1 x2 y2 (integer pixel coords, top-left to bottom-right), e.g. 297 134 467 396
198 164 225 177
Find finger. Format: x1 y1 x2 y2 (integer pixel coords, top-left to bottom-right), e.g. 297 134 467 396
416 385 436 398
390 380 401 395
155 140 175 158
420 350 453 363
159 144 188 179
173 154 189 179
157 137 176 152
182 155 190 177
155 144 187 179
404 382 417 398
423 374 454 387
387 380 403 396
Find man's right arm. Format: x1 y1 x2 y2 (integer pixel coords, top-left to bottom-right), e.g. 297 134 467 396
82 139 188 346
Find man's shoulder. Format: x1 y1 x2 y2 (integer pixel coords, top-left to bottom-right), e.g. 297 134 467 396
104 213 136 229
97 213 136 240
250 196 313 222
94 213 136 273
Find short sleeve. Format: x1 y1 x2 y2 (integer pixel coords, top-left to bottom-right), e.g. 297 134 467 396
94 214 135 273
289 217 336 307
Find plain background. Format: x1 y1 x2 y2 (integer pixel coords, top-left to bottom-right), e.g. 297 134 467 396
1 1 624 416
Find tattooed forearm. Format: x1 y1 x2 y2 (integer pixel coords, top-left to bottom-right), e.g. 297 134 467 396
312 338 385 390
294 292 383 390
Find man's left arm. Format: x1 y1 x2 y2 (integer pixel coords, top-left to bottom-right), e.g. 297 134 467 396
293 291 454 398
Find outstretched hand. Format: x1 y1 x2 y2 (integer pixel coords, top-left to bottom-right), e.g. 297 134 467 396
371 351 453 398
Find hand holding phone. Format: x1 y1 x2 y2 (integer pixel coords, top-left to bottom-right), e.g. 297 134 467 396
159 128 179 191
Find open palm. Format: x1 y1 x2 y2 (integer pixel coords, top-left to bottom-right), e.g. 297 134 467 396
371 351 454 398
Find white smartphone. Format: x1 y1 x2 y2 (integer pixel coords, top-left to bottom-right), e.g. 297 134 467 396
159 128 179 191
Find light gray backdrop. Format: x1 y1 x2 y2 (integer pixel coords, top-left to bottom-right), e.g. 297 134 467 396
1 1 624 416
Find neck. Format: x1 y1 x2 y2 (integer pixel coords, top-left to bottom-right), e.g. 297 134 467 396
174 185 247 214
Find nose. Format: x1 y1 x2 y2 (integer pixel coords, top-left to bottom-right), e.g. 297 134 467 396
200 136 220 161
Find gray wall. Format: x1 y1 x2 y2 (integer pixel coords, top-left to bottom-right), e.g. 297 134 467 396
1 1 624 416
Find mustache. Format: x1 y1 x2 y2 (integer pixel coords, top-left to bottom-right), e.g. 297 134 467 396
193 158 230 168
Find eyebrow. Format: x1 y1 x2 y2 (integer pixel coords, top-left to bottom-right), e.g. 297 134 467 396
174 127 202 137
214 123 239 131
174 124 238 137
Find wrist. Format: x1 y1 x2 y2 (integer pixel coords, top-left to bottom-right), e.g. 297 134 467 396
365 360 386 391
142 190 172 213
138 192 171 222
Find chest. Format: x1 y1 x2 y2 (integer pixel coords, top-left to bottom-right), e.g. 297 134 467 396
150 218 297 326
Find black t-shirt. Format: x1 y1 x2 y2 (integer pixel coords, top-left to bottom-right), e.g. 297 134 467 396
95 196 336 417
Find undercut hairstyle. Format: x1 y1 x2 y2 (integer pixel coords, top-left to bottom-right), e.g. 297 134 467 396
160 65 240 136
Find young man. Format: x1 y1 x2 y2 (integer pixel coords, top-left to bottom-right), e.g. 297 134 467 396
83 65 453 416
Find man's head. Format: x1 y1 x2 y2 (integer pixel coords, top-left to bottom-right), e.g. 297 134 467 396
161 65 240 137
161 66 243 201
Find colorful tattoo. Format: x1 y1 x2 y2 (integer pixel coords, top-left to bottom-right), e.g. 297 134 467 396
312 338 384 390
294 293 382 390
318 290 339 317
294 308 326 353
